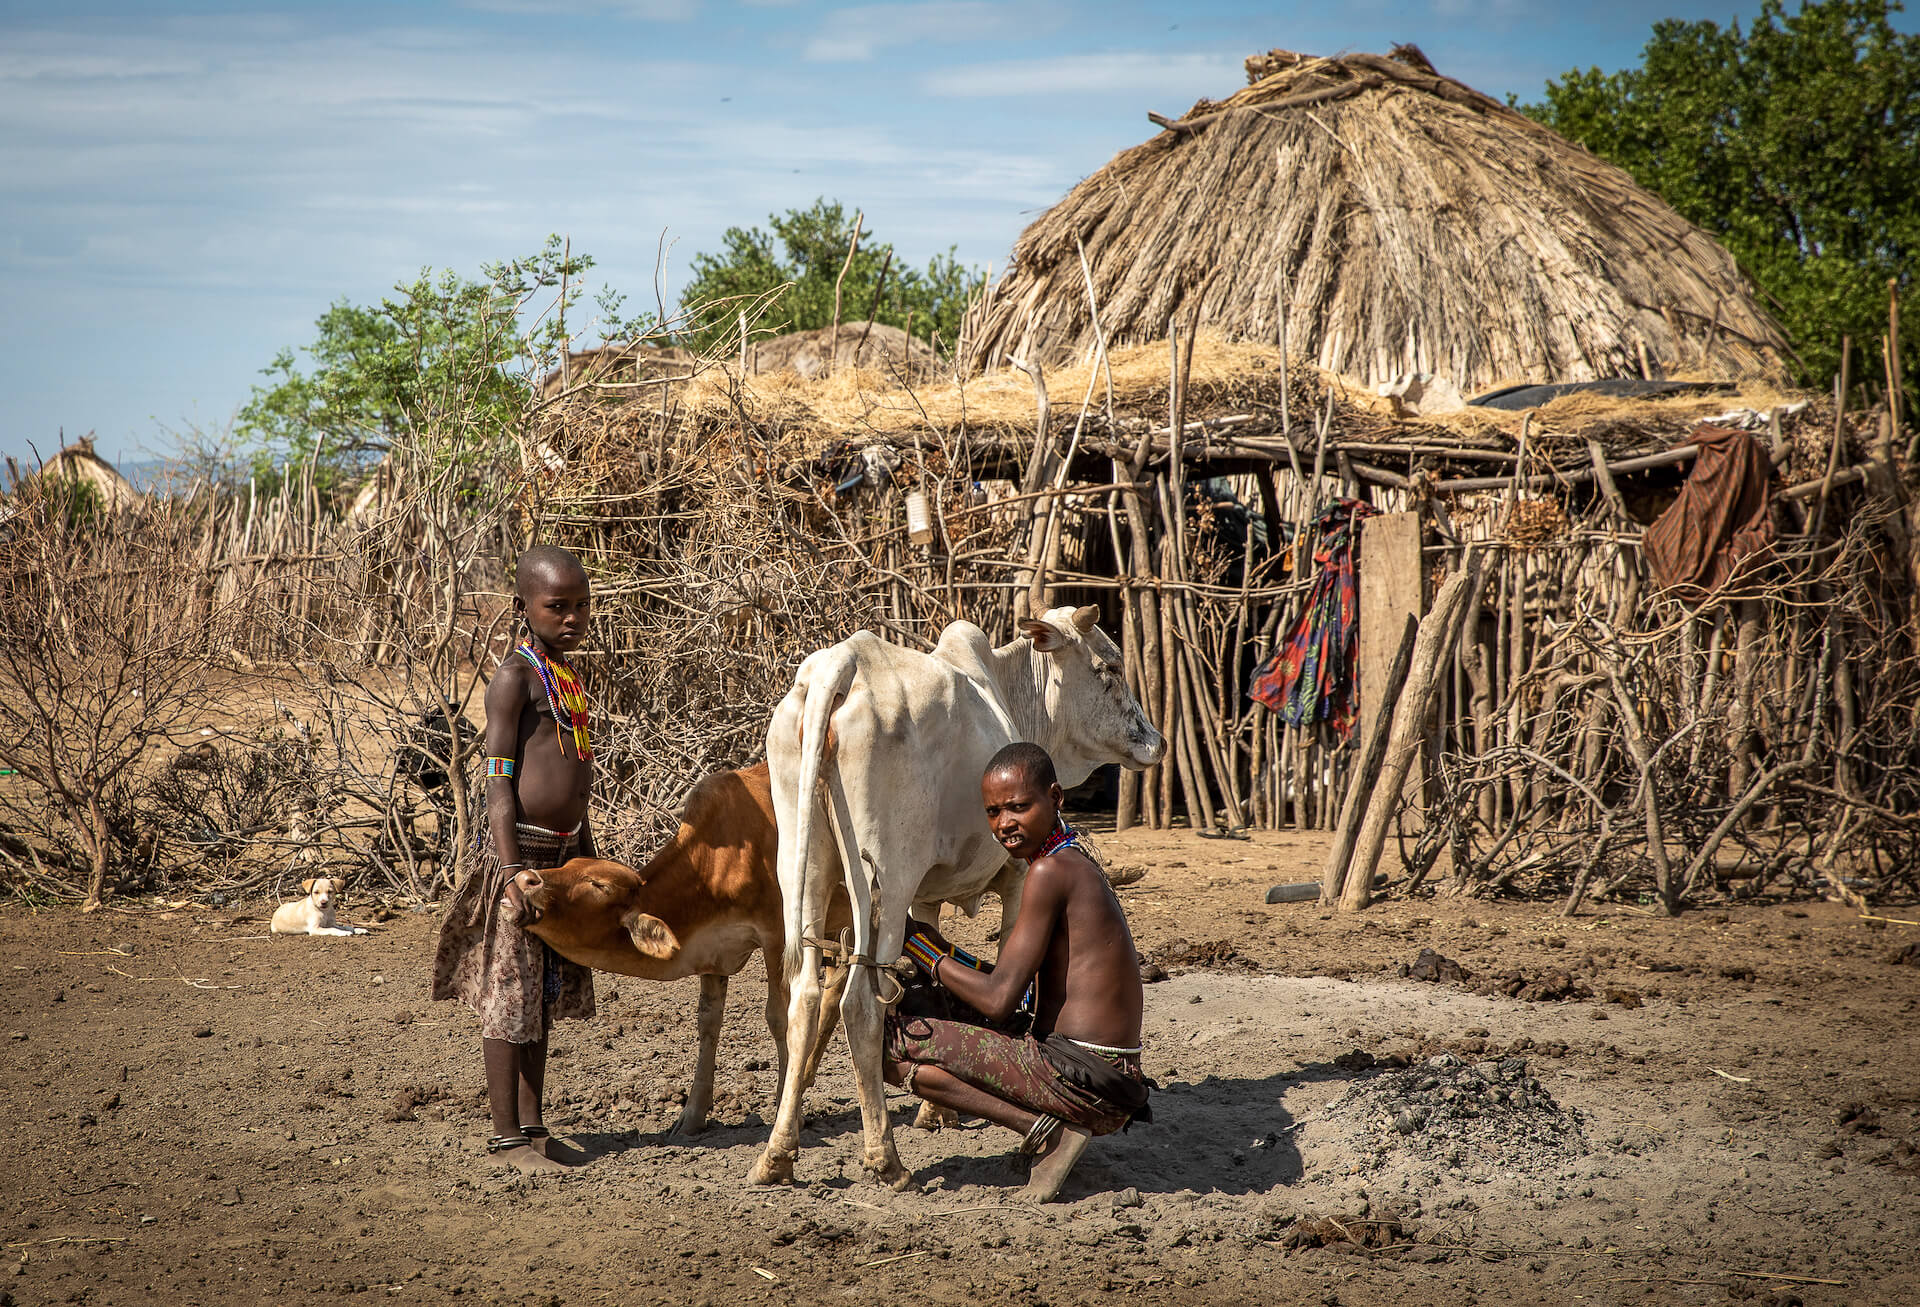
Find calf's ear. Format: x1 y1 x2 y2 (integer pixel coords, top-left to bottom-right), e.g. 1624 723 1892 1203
625 912 682 960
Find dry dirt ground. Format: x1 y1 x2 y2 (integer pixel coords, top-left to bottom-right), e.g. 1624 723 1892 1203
4 822 1918 1307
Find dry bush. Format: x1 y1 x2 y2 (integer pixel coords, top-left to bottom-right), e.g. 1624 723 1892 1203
0 481 244 907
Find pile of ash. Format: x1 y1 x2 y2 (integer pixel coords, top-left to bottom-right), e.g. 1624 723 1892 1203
1331 1051 1587 1172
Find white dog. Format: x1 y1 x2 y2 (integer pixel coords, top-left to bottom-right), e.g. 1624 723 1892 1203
270 877 366 937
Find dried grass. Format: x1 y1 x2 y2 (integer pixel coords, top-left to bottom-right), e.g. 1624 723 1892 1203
959 46 1791 394
600 331 1803 467
663 335 1308 451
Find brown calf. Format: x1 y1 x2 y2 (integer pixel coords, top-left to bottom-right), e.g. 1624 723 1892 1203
512 763 848 1135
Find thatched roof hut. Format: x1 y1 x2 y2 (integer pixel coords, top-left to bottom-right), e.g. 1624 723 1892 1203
37 435 138 512
540 343 697 400
960 46 1790 393
744 322 940 382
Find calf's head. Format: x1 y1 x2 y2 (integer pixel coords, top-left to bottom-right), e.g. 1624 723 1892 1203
513 859 683 969
1022 604 1168 780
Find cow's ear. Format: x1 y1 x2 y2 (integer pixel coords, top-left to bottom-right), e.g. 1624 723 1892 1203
1019 618 1073 653
626 912 682 960
1071 604 1100 633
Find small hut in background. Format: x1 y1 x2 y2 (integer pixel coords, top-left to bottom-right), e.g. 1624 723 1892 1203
961 45 1789 392
28 436 140 513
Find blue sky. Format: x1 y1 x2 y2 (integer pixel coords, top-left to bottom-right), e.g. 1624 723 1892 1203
3 0 1906 465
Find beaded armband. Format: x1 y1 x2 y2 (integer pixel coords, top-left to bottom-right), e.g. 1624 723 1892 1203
484 757 516 779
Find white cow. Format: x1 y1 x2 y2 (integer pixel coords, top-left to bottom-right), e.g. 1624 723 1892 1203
748 604 1166 1187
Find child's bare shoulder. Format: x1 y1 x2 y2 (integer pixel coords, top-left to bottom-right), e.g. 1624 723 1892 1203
485 655 535 707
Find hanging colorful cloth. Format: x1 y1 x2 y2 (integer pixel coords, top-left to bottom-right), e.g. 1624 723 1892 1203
1248 498 1379 739
516 644 593 761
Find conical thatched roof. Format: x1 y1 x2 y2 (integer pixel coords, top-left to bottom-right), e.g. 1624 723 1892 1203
38 435 138 512
959 46 1790 392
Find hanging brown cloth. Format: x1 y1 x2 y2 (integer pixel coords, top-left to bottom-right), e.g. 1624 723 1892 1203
1642 424 1775 599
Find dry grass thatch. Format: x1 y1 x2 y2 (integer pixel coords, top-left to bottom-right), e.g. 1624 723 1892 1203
959 45 1791 394
744 322 941 381
32 436 139 512
602 330 1799 473
541 324 941 405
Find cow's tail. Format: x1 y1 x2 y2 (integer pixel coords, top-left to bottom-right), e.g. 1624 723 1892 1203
782 647 858 980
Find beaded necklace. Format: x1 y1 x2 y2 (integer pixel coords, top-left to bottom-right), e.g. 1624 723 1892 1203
1037 816 1080 859
515 643 592 761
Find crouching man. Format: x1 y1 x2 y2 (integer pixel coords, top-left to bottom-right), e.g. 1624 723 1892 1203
884 742 1151 1202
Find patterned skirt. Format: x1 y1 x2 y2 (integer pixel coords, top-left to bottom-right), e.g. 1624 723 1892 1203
430 822 595 1044
884 1012 1138 1136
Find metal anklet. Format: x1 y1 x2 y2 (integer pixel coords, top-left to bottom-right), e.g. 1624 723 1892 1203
1021 1114 1063 1156
486 1134 533 1154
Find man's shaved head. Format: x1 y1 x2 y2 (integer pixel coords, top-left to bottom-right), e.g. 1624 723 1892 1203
984 741 1057 791
516 544 588 596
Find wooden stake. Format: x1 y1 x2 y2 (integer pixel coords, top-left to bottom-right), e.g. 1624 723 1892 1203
1811 335 1851 542
827 210 865 377
1322 613 1418 904
1341 551 1488 909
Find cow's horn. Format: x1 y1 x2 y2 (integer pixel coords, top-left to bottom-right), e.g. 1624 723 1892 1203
1072 604 1099 633
1028 527 1052 616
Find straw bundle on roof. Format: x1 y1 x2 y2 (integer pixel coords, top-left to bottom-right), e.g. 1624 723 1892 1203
960 45 1790 393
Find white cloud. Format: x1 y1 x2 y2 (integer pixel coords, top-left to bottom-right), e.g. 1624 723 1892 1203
922 51 1240 99
0 6 1083 461
801 2 1037 62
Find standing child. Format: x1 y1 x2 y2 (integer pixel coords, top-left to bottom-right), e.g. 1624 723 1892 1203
432 544 599 1172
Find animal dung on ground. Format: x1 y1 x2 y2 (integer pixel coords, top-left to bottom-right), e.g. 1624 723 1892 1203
1472 969 1592 1002
1273 1213 1416 1252
1149 938 1255 971
1406 948 1469 983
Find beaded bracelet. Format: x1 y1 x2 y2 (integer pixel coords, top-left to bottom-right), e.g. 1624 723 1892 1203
485 757 516 778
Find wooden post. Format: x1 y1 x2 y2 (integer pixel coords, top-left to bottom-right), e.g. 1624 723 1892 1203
1340 550 1489 910
1726 598 1763 806
827 210 865 376
1322 614 1419 904
1811 335 1851 542
1356 512 1425 749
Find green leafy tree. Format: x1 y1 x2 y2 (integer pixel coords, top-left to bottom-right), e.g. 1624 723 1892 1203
678 198 984 355
237 236 642 490
1527 0 1919 386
